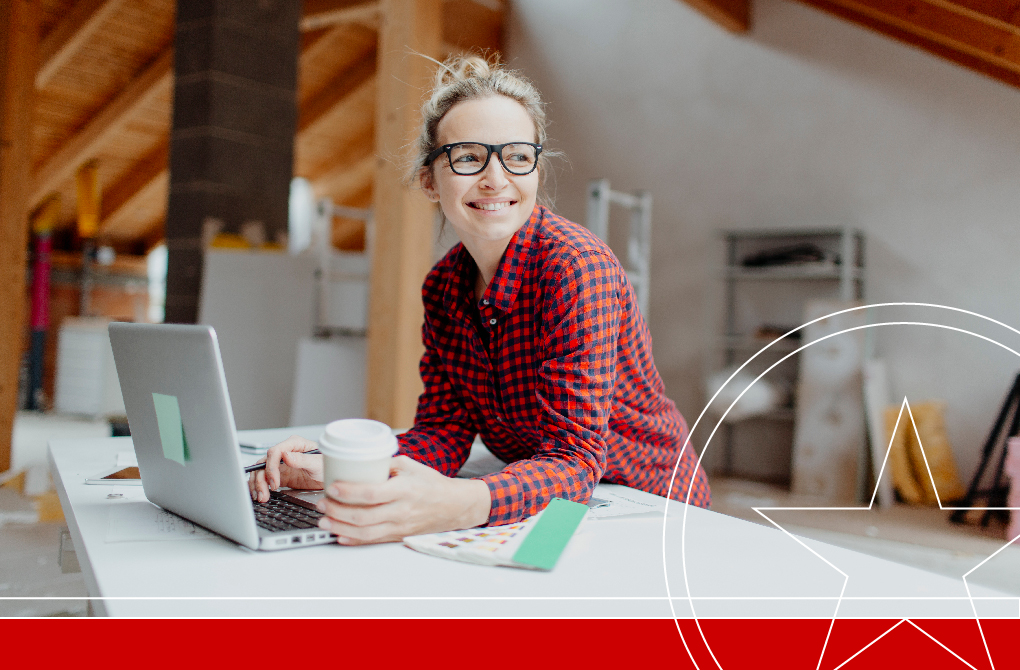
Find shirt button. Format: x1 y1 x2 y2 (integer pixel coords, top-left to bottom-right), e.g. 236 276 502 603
496 415 503 422
489 318 497 326
482 299 489 305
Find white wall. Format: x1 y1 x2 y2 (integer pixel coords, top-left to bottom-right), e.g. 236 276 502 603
505 0 1020 483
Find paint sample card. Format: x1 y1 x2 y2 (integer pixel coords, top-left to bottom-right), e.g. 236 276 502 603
404 498 587 571
152 392 190 465
512 498 588 570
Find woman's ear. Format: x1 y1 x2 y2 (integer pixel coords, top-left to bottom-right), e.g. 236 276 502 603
419 167 440 202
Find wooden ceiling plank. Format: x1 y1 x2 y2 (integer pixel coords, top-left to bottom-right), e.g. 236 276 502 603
298 52 377 133
314 151 375 200
295 81 375 177
442 0 502 51
302 1 381 31
31 47 172 208
680 0 751 32
803 0 1020 72
303 0 373 15
100 141 167 233
36 0 127 89
799 0 1020 87
101 169 167 240
934 1 1020 29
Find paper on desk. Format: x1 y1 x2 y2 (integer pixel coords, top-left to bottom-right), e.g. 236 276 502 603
587 484 664 519
106 501 215 542
116 451 138 467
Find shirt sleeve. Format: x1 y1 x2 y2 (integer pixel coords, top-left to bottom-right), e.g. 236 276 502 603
479 250 620 524
396 319 478 477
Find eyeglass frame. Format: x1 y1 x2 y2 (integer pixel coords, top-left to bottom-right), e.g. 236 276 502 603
424 141 543 176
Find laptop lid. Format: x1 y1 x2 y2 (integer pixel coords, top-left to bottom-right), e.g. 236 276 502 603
109 322 261 550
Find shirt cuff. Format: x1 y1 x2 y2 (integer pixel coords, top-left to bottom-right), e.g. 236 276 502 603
479 471 525 526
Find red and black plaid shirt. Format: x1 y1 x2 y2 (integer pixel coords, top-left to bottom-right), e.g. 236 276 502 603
397 205 710 524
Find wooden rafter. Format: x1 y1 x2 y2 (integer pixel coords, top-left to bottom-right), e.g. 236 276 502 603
298 51 377 133
99 142 168 238
795 0 1020 87
31 47 172 207
680 0 751 32
36 0 127 89
296 75 376 177
314 144 376 201
941 1 1020 28
301 1 380 31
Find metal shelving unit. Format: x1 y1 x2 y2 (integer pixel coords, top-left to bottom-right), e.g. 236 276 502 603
717 227 865 482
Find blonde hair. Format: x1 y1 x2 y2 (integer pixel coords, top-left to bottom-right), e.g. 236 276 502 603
410 53 558 205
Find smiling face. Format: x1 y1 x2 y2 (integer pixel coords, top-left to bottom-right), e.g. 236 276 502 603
421 95 540 263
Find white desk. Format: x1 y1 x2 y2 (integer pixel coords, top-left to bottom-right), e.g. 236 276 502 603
49 429 1017 618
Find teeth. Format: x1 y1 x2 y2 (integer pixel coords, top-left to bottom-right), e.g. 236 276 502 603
473 201 511 211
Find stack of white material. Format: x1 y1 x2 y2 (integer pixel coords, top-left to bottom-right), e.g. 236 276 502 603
791 299 866 502
54 317 125 417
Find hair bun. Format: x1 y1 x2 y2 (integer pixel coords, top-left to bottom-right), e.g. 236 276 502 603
435 54 497 87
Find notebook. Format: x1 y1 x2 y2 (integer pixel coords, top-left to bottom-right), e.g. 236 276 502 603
108 322 335 551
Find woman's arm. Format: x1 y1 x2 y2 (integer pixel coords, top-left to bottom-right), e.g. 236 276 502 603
310 292 493 543
396 318 479 475
479 249 622 524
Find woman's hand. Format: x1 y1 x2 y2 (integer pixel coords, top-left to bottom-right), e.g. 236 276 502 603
316 455 491 544
248 435 324 503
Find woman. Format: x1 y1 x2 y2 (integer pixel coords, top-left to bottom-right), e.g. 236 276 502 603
250 55 709 544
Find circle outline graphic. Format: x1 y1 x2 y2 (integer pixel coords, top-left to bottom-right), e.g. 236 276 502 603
664 302 1020 668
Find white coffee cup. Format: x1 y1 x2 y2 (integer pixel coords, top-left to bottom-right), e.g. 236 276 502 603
318 418 398 487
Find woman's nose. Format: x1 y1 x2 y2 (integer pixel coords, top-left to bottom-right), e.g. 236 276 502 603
479 155 509 189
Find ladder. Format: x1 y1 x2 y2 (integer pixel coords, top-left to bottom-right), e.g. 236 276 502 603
586 179 652 317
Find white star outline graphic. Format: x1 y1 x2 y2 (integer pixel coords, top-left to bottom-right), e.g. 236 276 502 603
755 397 1017 670
664 303 1020 670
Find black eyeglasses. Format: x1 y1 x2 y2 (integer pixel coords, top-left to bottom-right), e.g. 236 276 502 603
425 142 542 176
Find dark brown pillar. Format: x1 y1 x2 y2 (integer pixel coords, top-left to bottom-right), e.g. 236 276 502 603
165 0 300 323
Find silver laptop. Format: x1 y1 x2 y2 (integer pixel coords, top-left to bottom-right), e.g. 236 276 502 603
108 322 335 551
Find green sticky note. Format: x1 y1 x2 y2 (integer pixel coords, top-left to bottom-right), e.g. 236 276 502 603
513 498 588 571
152 393 190 465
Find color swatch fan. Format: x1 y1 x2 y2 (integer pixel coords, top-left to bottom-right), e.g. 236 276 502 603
403 498 588 571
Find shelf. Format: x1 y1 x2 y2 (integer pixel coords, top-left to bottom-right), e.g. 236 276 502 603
722 227 863 240
720 335 802 353
725 264 863 281
728 407 796 422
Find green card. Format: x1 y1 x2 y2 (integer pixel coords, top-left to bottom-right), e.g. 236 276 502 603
513 498 588 571
152 393 190 466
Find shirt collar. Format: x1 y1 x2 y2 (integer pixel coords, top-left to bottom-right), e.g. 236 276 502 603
479 204 543 313
442 204 544 315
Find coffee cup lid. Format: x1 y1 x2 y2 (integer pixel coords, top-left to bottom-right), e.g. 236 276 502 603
318 419 398 461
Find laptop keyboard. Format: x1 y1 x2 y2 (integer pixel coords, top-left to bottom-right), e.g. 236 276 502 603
254 493 325 532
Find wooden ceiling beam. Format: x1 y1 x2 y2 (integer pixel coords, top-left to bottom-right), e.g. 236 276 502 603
0 0 39 473
99 142 168 238
442 0 504 51
295 76 376 176
367 0 442 428
937 1 1020 29
298 51 377 133
36 0 126 89
314 151 376 203
302 1 380 31
30 47 172 208
680 0 751 32
806 0 1020 67
796 0 1020 87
